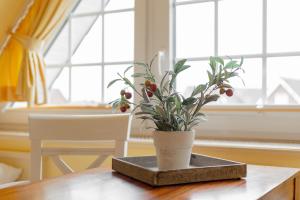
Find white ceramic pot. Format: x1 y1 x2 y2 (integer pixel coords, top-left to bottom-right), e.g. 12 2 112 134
153 130 195 171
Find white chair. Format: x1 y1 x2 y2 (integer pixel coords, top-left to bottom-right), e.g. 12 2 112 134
28 113 131 182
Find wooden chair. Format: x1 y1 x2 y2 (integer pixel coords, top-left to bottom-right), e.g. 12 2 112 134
28 113 131 182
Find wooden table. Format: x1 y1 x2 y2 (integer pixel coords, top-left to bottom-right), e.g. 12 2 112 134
0 165 299 200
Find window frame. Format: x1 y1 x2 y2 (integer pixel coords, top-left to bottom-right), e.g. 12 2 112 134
46 0 135 103
173 0 300 106
5 0 300 143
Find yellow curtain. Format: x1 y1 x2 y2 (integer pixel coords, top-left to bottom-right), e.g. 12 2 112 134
0 0 75 106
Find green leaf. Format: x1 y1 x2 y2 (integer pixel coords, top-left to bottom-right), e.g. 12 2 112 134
222 83 232 88
141 88 150 103
162 80 170 92
224 69 229 79
182 97 197 106
205 94 220 103
176 65 191 74
123 77 134 88
160 71 170 91
228 72 239 78
191 84 207 96
225 60 239 69
112 100 120 109
124 65 133 75
174 93 182 110
155 105 166 118
237 75 246 86
149 54 158 69
209 57 217 75
207 70 213 83
174 59 187 73
154 88 163 101
194 112 206 118
135 111 152 115
166 96 175 103
107 79 121 88
216 65 222 84
169 74 177 92
239 57 244 67
131 73 145 78
137 116 155 121
214 57 224 66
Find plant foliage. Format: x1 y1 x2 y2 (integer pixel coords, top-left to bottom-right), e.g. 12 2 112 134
107 56 244 131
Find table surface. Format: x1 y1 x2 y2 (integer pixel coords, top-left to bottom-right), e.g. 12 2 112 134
0 165 299 200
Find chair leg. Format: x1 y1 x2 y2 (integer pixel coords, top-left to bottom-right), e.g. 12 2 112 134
30 140 42 182
115 140 128 157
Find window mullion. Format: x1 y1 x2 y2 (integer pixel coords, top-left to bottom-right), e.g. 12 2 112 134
172 0 177 62
101 0 105 103
214 0 218 56
68 18 72 102
262 0 267 105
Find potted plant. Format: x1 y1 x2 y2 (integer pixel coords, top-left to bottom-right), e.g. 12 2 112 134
108 56 244 170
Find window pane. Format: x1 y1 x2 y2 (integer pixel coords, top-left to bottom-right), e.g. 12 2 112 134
71 16 102 64
73 0 104 14
219 0 262 55
268 0 300 52
71 15 99 60
105 0 134 11
176 59 262 105
50 67 69 104
217 58 263 105
176 3 214 58
228 58 262 89
176 61 210 97
46 67 63 87
104 12 134 62
104 65 134 103
71 66 101 103
267 57 300 105
45 23 69 65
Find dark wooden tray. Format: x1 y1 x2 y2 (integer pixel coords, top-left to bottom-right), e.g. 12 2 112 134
112 153 247 186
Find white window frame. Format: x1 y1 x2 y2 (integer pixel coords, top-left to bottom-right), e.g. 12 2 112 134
6 0 300 143
46 0 134 103
173 0 300 106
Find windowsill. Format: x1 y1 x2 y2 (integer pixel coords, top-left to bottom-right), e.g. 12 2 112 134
129 137 300 152
6 104 112 112
1 104 300 142
201 105 300 112
5 104 300 113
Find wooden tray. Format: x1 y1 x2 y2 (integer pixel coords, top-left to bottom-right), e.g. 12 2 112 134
112 153 247 186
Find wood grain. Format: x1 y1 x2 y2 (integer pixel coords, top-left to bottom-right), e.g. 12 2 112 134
112 154 246 186
0 165 298 200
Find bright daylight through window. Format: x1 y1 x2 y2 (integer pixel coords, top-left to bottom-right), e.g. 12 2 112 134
45 0 134 105
175 0 300 105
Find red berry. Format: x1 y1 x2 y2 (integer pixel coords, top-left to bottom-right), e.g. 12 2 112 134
120 106 127 112
120 90 126 96
149 84 157 92
147 91 153 97
125 92 132 99
226 89 233 97
145 80 151 87
219 88 226 95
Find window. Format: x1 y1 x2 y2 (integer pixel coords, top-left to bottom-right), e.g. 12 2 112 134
174 0 300 105
45 0 134 105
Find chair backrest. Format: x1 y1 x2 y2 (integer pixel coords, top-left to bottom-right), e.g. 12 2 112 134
28 113 132 182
